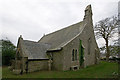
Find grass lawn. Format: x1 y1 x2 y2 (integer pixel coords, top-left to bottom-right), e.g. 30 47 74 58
0 66 2 79
2 61 118 78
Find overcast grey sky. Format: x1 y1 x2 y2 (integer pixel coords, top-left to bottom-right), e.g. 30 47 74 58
0 0 119 47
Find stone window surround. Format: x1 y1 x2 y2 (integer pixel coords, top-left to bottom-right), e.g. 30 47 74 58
72 49 78 61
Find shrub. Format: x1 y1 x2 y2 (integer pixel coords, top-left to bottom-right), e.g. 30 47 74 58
2 39 16 66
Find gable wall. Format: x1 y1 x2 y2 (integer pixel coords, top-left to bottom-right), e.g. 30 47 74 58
15 39 23 70
62 37 80 71
15 38 30 73
62 22 99 70
80 22 99 67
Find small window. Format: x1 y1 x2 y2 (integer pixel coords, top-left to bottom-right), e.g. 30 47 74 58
72 49 77 61
88 37 91 54
72 49 74 61
75 50 77 60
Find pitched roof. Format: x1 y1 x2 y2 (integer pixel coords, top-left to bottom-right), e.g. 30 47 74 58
38 21 84 50
22 40 51 59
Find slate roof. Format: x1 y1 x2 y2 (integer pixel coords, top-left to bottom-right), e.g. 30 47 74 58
20 21 85 59
22 40 51 59
18 5 92 59
39 21 84 50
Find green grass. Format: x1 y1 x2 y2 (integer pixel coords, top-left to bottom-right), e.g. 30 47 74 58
2 61 118 78
0 67 2 78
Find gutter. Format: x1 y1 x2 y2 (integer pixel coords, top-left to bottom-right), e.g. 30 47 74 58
46 47 63 52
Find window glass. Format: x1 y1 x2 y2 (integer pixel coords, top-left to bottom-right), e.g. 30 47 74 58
75 50 77 60
72 49 74 61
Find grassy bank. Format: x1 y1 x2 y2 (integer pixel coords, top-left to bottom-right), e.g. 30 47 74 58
2 61 118 78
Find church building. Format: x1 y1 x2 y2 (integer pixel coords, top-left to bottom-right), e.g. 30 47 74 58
12 5 100 74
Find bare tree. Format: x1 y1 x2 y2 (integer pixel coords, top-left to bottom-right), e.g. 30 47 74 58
95 16 118 61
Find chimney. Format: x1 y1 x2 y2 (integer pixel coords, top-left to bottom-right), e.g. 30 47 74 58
83 5 93 23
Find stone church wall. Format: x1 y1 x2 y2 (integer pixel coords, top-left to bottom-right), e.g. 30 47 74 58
62 21 99 70
80 22 99 67
28 60 48 72
62 34 81 71
52 51 64 71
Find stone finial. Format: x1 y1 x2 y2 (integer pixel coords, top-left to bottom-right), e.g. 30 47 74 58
85 5 92 11
83 4 93 21
20 35 22 38
20 35 23 40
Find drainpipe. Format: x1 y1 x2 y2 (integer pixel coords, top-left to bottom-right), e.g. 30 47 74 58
48 53 53 71
48 58 53 71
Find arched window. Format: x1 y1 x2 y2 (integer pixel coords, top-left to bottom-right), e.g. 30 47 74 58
72 49 74 61
72 49 77 61
75 50 77 60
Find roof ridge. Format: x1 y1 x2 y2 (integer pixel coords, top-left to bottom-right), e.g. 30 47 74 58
23 40 37 43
